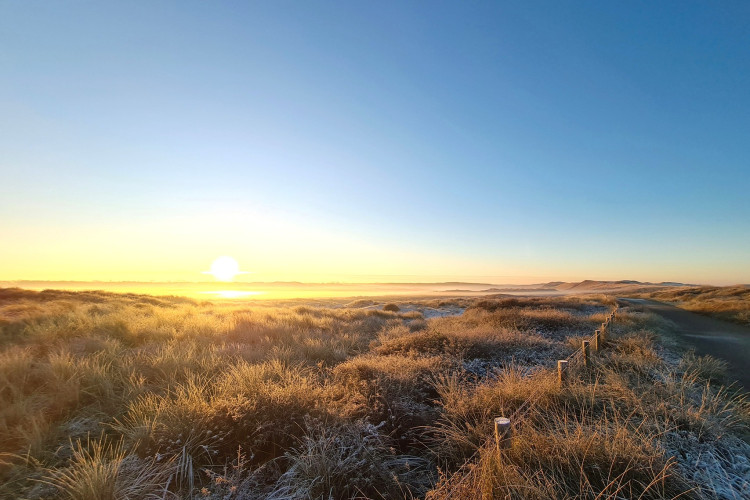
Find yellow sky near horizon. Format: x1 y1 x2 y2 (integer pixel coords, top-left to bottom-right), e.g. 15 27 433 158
2 203 745 286
2 3 750 291
1 235 742 287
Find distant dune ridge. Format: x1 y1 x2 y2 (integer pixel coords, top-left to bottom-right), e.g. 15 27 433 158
0 278 705 302
469 280 694 294
0 278 694 290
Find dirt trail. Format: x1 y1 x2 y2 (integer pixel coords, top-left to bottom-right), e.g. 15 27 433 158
620 298 750 391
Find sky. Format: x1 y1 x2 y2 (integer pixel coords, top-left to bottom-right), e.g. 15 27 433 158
1 1 749 285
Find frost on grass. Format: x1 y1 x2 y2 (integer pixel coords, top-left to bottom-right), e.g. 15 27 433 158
267 420 431 500
666 431 750 500
1 289 749 499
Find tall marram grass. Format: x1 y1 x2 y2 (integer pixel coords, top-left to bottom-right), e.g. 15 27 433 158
41 434 176 500
426 311 749 499
0 288 747 499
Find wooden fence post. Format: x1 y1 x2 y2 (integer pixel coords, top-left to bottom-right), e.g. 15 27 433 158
594 329 601 351
558 360 568 386
495 417 511 451
582 340 590 368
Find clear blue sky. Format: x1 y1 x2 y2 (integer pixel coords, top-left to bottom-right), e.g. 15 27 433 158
1 1 749 284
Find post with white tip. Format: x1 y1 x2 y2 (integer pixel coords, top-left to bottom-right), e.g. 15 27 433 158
495 416 511 452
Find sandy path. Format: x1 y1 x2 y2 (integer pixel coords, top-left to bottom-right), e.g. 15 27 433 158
620 298 750 391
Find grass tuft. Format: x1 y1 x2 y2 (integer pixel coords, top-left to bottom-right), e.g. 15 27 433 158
41 434 175 500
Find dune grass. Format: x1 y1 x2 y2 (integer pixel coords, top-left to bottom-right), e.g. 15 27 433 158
640 285 750 326
0 288 747 499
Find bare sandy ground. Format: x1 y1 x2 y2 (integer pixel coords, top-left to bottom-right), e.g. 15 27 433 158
621 298 750 391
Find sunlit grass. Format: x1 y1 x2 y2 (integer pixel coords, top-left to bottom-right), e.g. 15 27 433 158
0 287 747 499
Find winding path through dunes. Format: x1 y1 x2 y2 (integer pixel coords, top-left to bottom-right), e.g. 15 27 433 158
621 298 750 391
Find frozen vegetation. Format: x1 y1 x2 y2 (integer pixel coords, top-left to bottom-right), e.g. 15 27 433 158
0 288 747 499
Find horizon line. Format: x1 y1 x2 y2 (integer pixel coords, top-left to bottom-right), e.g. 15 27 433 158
1 278 737 287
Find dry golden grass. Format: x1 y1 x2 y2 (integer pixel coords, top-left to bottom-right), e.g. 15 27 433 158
41 435 176 500
0 288 747 499
427 327 748 499
642 285 750 325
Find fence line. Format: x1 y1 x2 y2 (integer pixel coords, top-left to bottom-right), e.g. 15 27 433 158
428 304 620 498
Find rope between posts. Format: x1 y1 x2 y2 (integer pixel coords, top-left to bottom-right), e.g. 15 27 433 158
431 306 619 498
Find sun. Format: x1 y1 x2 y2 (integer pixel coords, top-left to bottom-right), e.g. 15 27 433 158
205 256 244 282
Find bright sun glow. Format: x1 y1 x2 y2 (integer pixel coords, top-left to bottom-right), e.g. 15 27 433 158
206 256 243 282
